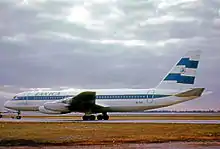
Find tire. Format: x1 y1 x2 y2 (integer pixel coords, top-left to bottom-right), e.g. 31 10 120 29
90 115 96 121
82 115 88 121
103 115 109 120
97 115 103 120
16 116 21 119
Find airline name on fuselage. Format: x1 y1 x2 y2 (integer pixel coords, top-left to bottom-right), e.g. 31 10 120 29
34 92 61 96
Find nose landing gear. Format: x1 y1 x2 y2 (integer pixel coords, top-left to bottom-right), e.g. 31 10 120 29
15 111 21 119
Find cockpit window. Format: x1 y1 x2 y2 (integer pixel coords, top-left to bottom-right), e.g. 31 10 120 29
13 96 17 100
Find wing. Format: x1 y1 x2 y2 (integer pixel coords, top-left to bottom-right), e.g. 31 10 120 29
68 91 108 113
43 91 109 113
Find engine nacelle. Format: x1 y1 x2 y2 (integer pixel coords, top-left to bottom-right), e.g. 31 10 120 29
38 106 64 114
43 101 70 113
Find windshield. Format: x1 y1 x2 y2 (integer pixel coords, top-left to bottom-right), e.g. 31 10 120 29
12 96 18 100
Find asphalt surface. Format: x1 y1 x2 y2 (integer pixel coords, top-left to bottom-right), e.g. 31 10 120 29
1 118 220 124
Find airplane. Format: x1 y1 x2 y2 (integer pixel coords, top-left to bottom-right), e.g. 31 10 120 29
3 50 206 120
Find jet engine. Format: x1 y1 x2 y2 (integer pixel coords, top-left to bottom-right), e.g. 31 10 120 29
43 100 70 113
38 106 64 114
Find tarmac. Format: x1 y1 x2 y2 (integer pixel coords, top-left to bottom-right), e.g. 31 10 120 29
1 118 220 124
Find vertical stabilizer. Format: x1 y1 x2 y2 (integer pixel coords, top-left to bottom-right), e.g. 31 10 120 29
156 50 202 90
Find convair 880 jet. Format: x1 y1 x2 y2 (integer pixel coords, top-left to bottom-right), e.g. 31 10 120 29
4 51 205 120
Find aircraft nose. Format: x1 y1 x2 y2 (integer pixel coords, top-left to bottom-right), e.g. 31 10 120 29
4 101 13 109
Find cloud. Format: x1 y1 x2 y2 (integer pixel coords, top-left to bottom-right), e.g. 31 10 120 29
0 0 220 110
142 15 196 25
157 0 198 9
1 34 28 44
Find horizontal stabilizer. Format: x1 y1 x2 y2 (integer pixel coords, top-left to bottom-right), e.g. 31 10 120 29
175 88 205 97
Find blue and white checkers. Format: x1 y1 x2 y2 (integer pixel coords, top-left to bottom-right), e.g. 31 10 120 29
157 50 202 90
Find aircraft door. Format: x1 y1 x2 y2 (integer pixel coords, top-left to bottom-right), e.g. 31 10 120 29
24 93 29 105
147 90 155 103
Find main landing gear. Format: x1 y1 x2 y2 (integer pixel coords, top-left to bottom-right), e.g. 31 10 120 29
97 114 109 120
82 112 109 121
82 115 96 121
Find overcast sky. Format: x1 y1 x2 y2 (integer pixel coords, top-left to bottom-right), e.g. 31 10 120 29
0 0 220 111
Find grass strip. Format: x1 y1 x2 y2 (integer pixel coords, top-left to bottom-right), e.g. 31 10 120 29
0 122 219 146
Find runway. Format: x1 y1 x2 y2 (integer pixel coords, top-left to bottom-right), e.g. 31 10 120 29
1 118 220 124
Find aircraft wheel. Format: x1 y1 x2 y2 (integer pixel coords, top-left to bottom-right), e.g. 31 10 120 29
90 115 96 121
82 115 89 121
97 115 103 120
103 115 109 120
16 116 21 119
82 115 96 121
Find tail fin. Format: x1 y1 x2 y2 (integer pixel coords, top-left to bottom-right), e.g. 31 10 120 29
156 50 202 90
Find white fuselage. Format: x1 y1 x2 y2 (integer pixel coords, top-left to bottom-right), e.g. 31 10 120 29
4 88 197 113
